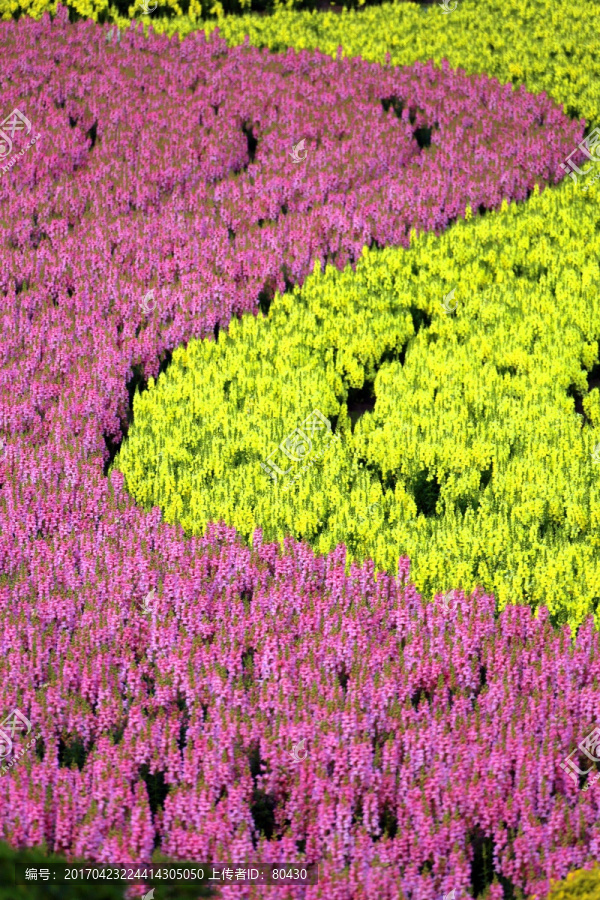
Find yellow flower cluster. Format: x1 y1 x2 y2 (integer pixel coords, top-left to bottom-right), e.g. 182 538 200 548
540 867 600 900
115 174 600 631
114 262 413 559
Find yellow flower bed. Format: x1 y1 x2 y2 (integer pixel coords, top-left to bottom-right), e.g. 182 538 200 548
114 176 600 631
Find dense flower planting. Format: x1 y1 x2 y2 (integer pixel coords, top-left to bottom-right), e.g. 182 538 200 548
199 0 600 126
6 0 600 139
115 174 600 630
0 6 580 290
10 0 595 144
4 519 600 900
1 3 600 899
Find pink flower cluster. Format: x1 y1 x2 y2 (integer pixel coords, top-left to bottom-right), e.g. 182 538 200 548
3 522 600 900
0 6 595 899
0 5 583 315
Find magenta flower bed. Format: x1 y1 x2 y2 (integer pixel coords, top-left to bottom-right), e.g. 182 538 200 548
0 6 596 899
0 4 583 318
3 525 600 900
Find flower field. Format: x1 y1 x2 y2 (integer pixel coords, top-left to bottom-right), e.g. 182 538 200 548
1 0 600 898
